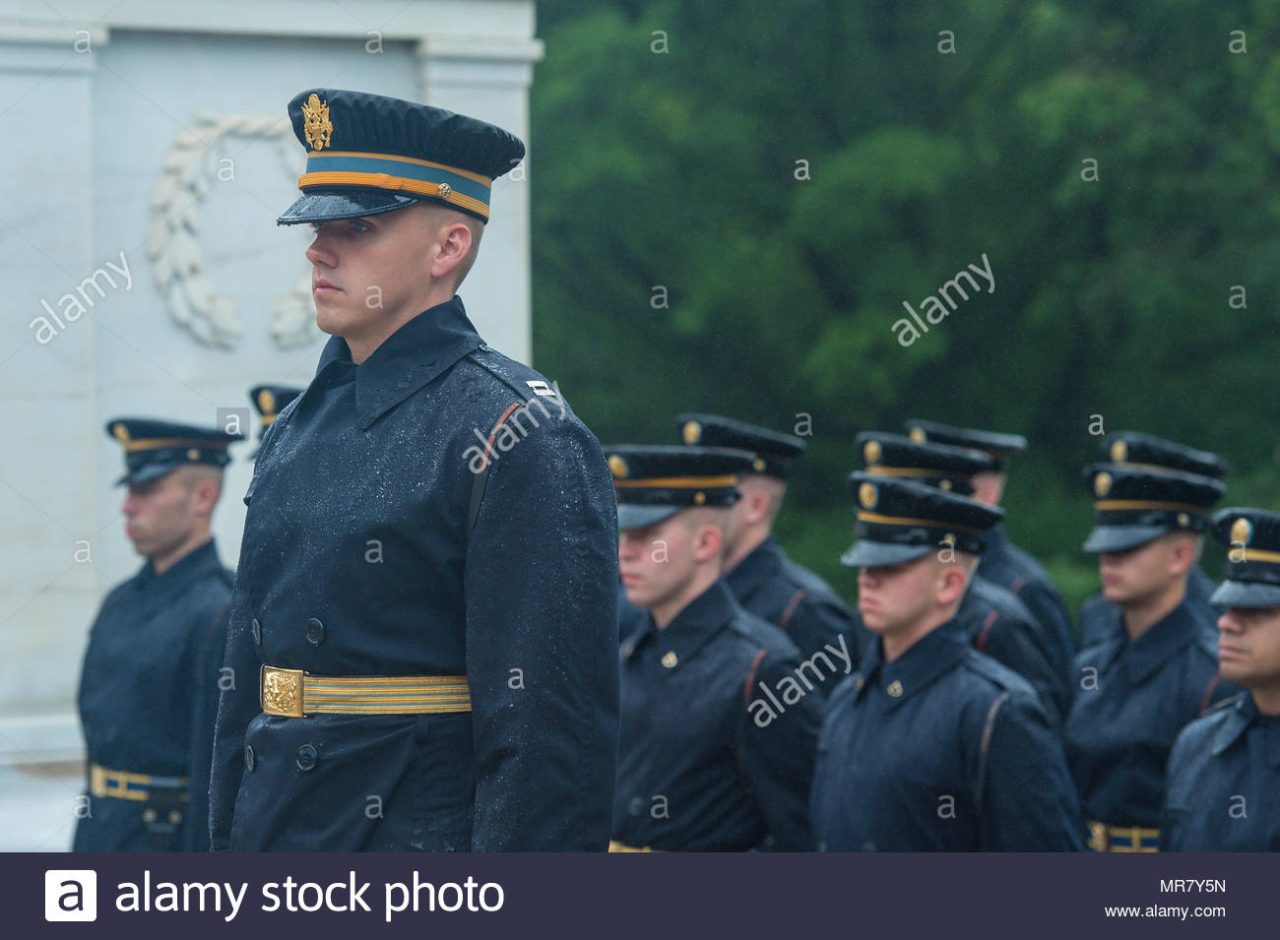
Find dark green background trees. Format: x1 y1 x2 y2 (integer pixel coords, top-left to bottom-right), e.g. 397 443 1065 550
528 1 1280 618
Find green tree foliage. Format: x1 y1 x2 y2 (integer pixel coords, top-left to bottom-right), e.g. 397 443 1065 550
530 1 1280 615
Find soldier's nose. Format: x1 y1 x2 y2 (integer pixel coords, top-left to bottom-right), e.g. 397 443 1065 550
306 240 337 268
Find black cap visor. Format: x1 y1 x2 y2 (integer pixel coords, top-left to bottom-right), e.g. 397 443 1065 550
1210 579 1280 609
277 188 421 225
1082 524 1169 554
618 503 683 532
840 539 934 569
114 462 182 487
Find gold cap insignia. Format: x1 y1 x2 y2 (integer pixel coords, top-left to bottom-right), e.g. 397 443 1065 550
257 389 276 415
1177 512 1190 528
908 427 926 444
1110 440 1129 462
693 492 706 505
1231 516 1253 547
302 93 334 151
112 423 130 443
187 448 201 461
752 457 766 473
437 182 452 199
608 455 629 479
940 479 953 491
863 440 882 465
1094 472 1113 498
682 421 702 445
859 482 878 509
661 651 678 669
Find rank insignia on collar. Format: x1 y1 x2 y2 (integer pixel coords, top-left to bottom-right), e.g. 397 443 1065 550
302 93 333 151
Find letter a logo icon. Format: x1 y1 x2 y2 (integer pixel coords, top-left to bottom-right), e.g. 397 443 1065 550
44 870 97 922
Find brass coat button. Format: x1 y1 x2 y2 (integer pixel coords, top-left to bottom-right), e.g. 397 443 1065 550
296 744 318 771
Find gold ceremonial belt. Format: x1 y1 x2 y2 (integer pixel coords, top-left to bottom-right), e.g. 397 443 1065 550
259 665 472 718
608 840 657 853
1087 820 1160 853
89 763 190 802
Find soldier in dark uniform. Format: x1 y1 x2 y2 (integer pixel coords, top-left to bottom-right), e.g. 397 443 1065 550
1078 432 1225 648
905 419 1075 669
676 413 857 680
855 432 1070 724
209 89 619 852
811 476 1083 851
1162 508 1280 851
247 384 302 458
1065 465 1238 852
74 418 242 852
609 445 823 851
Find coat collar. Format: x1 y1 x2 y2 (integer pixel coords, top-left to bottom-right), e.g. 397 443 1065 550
134 538 222 590
1118 598 1204 684
623 579 738 672
852 617 970 709
1212 693 1280 767
315 295 485 429
725 535 785 603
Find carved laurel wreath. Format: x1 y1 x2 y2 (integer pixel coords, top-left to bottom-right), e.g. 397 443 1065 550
148 114 316 350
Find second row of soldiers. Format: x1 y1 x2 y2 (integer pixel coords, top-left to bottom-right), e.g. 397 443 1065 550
606 416 1278 852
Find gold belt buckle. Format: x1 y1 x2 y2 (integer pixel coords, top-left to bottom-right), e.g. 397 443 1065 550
261 665 306 718
1087 820 1108 853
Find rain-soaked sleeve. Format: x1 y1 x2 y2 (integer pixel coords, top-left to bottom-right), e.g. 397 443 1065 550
464 413 620 851
185 596 231 852
978 690 1086 851
207 591 262 851
741 651 822 850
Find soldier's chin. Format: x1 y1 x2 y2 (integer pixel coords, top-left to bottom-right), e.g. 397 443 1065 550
312 299 354 336
859 609 890 635
1216 659 1252 687
1099 582 1130 604
622 581 649 608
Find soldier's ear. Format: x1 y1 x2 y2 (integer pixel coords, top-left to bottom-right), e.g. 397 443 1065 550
429 219 474 283
190 475 222 516
936 563 969 606
695 521 724 563
1168 534 1198 575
